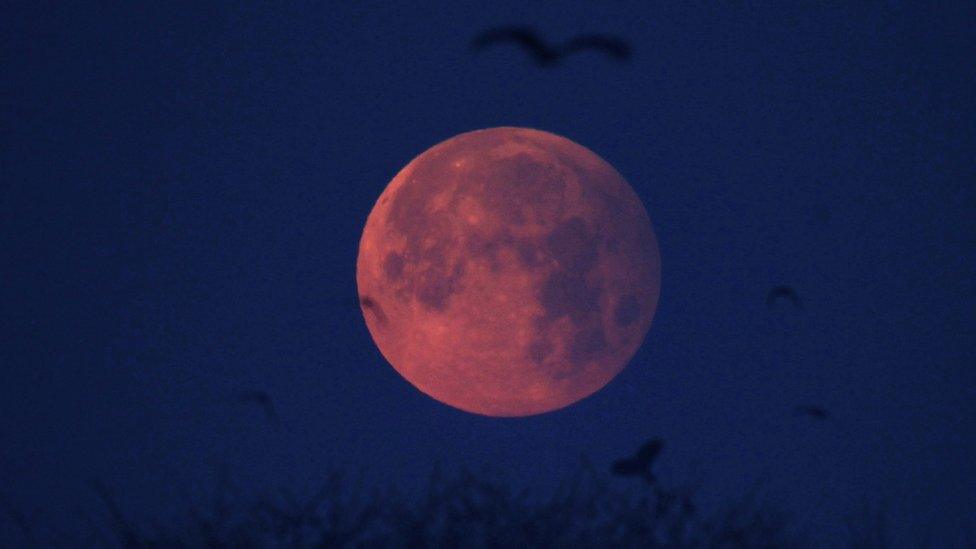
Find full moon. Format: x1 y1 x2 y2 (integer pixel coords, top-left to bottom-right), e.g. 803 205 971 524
357 127 660 416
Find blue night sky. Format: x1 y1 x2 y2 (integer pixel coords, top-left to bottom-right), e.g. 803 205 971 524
2 2 974 545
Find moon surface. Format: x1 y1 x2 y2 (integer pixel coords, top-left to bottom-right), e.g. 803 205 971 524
357 127 660 416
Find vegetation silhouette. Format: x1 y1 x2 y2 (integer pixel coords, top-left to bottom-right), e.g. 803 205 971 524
2 464 816 547
2 462 912 547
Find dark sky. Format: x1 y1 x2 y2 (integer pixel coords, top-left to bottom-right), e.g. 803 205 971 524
2 1 974 545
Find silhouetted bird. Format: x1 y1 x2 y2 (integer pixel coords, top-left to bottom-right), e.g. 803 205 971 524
793 405 829 420
235 390 279 425
612 438 664 484
766 286 802 309
471 27 631 67
359 295 388 325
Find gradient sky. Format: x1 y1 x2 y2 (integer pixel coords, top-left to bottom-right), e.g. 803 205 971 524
2 2 974 545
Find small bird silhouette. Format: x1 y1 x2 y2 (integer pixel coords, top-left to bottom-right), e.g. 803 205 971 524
793 405 830 420
612 438 664 484
471 27 631 67
359 295 388 325
235 390 279 424
766 286 802 309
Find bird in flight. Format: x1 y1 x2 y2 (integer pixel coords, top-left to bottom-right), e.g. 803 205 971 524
766 286 802 309
470 27 632 67
359 295 388 325
793 405 830 420
612 438 664 484
235 390 279 425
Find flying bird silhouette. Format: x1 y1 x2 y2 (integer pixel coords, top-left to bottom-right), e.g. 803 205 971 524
766 286 802 309
612 438 664 484
235 390 279 424
471 27 632 66
793 405 830 420
359 295 388 325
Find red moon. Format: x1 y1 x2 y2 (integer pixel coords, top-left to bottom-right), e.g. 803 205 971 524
357 127 660 416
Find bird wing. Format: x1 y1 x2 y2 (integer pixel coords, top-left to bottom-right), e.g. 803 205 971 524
794 405 828 419
635 438 664 463
470 27 551 56
562 34 632 60
238 391 278 423
360 295 388 325
767 286 801 308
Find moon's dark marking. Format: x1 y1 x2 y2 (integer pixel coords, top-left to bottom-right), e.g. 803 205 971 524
539 270 600 322
414 248 465 311
466 231 517 273
549 362 579 380
476 153 568 225
615 294 641 327
383 252 404 280
546 217 599 271
384 169 466 312
514 239 543 267
527 338 553 365
532 214 612 374
570 326 607 363
535 214 610 373
538 217 604 329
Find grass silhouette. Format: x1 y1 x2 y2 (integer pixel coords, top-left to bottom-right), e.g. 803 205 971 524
3 463 819 548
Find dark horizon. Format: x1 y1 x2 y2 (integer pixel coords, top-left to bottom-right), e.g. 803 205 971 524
2 2 974 546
